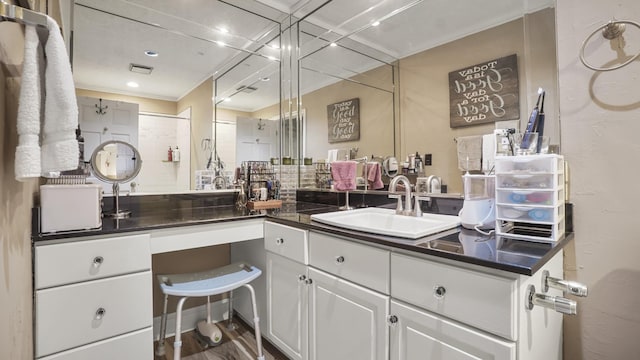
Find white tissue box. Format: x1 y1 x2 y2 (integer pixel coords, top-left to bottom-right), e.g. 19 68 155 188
40 184 102 233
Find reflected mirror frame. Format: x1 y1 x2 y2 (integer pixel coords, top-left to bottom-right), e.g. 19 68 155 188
89 140 142 183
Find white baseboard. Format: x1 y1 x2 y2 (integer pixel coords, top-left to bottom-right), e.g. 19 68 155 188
153 298 229 339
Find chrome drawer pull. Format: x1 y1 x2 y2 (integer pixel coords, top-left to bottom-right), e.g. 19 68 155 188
92 256 104 266
542 270 588 297
95 307 106 320
335 255 345 264
526 285 577 315
275 238 284 245
434 285 446 299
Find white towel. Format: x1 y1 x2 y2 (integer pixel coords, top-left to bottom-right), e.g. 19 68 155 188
456 135 482 172
41 16 79 175
15 24 43 181
482 133 496 174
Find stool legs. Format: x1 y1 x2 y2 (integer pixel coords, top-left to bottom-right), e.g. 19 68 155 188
173 297 189 360
243 284 265 360
156 293 169 356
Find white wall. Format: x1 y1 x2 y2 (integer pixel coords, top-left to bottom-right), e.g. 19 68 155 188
556 1 640 358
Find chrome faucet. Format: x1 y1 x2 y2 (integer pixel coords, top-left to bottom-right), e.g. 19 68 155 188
388 175 413 215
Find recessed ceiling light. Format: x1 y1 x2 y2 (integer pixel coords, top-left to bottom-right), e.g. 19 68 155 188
127 81 139 88
330 42 338 47
372 21 380 26
144 50 159 57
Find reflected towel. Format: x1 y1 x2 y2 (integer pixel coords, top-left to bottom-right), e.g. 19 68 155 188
41 16 79 175
456 135 482 172
330 161 357 191
15 24 43 181
482 133 496 173
365 162 384 190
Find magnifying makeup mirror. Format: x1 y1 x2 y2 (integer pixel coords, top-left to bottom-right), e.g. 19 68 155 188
90 140 142 218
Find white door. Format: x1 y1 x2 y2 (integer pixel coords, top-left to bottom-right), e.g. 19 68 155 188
266 252 308 360
308 267 389 360
389 300 515 360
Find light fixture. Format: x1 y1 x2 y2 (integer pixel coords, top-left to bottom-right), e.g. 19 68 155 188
372 21 380 26
330 42 338 47
127 81 139 88
144 50 159 57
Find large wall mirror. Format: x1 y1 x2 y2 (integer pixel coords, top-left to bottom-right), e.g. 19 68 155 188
71 0 558 195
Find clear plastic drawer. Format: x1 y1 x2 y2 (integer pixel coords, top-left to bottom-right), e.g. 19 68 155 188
496 204 564 223
496 189 563 206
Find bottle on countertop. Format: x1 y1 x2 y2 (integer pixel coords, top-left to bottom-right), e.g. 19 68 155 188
415 151 423 174
173 146 180 162
167 146 173 162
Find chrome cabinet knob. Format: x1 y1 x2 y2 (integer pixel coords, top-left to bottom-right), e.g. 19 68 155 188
95 307 106 320
434 285 446 299
335 256 345 264
387 315 398 326
92 256 104 266
275 238 284 245
298 274 307 282
304 278 313 285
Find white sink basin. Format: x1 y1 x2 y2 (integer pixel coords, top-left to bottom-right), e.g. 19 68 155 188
310 207 461 239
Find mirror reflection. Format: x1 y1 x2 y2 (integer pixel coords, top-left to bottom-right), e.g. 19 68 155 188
90 140 142 183
72 0 558 195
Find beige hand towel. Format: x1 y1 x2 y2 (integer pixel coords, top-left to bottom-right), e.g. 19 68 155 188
456 135 483 172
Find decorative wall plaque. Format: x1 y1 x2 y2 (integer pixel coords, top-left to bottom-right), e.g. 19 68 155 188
448 54 519 128
327 98 360 143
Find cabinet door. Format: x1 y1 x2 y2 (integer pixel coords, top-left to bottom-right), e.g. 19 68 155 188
266 252 308 360
389 300 515 360
308 267 389 360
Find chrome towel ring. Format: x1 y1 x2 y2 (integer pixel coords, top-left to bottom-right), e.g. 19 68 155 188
579 19 640 72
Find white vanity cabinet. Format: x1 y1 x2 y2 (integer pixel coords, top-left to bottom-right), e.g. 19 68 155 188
34 233 153 360
264 222 310 360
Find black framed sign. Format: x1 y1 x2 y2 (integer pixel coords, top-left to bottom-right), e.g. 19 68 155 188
327 98 360 143
448 54 519 128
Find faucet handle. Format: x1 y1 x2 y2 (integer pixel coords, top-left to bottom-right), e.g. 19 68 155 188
413 194 430 217
389 194 403 214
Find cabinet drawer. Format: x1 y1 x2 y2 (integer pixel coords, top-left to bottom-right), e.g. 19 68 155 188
265 222 308 264
38 327 152 360
35 234 151 289
391 253 516 340
309 232 389 294
36 271 153 357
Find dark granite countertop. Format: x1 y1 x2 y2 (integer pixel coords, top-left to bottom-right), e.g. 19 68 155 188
32 192 572 276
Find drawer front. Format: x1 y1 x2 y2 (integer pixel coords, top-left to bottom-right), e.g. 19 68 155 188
39 327 153 360
36 271 153 357
35 234 151 289
265 222 308 264
391 253 516 340
309 232 389 294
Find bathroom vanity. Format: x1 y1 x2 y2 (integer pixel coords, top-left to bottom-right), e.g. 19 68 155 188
263 220 568 360
32 197 575 360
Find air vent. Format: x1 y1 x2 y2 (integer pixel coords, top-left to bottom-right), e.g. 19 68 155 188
129 63 154 75
237 85 258 93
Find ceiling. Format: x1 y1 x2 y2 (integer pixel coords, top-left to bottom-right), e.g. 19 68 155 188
72 0 554 112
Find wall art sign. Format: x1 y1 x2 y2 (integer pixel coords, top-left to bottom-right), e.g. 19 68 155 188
327 98 360 143
448 54 519 128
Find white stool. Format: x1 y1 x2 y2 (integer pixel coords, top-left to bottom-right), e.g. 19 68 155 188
155 262 264 360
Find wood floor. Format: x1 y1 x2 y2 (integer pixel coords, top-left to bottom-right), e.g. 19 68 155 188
153 316 289 360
